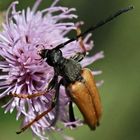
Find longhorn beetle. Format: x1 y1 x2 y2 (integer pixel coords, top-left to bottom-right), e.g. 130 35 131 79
14 6 133 134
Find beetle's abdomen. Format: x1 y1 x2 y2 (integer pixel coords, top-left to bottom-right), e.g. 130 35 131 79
67 68 102 130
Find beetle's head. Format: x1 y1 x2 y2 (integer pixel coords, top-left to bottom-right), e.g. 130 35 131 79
39 49 49 59
39 48 63 66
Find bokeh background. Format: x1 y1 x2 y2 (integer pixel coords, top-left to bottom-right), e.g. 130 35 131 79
0 0 140 140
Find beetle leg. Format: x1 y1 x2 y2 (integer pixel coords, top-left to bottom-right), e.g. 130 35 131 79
11 70 58 99
69 101 76 122
70 24 87 62
76 23 86 55
49 79 63 127
47 71 58 91
71 52 85 62
11 91 47 99
16 80 62 134
16 104 55 134
68 101 76 128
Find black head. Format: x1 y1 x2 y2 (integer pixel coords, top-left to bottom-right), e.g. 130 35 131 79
39 49 63 66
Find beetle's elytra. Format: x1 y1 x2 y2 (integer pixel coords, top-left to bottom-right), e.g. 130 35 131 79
67 68 102 130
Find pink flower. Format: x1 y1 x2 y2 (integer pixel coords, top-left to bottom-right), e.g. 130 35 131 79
0 0 104 139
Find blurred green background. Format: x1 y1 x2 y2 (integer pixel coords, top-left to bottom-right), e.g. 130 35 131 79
0 0 140 140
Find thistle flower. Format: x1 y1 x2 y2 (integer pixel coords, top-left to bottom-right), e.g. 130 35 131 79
0 0 104 140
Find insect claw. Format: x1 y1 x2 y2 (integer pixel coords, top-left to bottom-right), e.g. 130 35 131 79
16 131 21 134
97 121 100 126
68 123 77 128
16 126 27 134
93 127 96 131
16 130 22 134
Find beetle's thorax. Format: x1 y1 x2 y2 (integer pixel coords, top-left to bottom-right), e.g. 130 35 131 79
45 49 82 83
40 48 82 83
57 58 82 84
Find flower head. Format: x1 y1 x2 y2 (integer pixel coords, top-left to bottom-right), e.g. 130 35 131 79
0 0 104 139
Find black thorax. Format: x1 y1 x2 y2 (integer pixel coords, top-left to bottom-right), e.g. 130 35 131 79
43 49 82 84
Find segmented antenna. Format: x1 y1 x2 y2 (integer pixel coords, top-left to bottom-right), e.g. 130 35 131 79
56 6 133 49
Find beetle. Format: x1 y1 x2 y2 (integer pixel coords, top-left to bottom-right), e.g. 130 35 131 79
14 6 133 134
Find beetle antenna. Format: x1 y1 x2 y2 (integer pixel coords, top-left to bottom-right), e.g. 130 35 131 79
56 6 133 49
